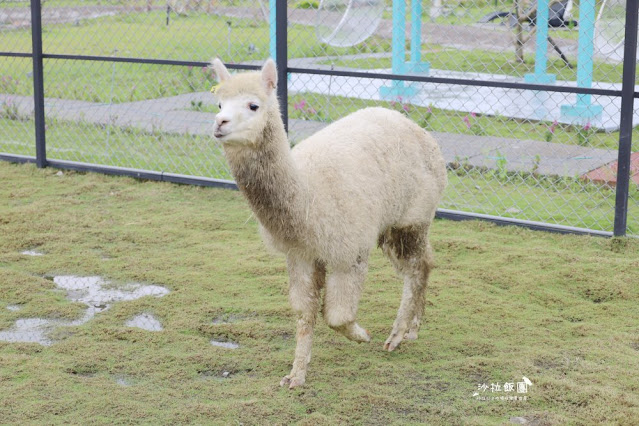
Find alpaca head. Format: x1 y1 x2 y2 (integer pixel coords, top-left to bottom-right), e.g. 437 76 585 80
210 58 279 146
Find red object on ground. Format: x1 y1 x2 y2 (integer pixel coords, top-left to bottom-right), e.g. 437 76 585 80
583 152 639 186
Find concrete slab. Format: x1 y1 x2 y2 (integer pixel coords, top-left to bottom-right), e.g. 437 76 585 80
584 152 639 186
289 68 638 131
431 132 617 177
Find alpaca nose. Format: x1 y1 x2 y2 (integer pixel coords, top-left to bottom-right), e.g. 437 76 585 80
215 115 230 127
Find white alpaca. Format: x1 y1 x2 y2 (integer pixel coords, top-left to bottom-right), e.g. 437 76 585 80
211 59 447 388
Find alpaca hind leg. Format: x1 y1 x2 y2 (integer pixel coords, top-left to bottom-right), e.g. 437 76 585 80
280 256 325 389
405 240 433 341
381 227 433 351
323 254 371 343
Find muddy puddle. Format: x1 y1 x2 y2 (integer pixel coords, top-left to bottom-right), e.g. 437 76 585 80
211 313 247 325
126 313 163 331
210 339 239 349
21 249 44 256
0 275 169 346
114 376 133 387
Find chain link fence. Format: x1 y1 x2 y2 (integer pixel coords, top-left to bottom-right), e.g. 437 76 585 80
1 0 638 236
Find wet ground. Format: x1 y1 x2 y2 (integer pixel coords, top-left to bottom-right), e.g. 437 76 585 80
126 313 163 331
210 339 239 349
0 274 170 345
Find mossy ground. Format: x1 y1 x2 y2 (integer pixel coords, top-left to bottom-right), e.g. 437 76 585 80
1 161 639 424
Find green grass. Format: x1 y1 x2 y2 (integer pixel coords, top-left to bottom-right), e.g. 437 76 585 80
1 161 639 424
0 10 391 102
0 117 231 179
324 48 626 85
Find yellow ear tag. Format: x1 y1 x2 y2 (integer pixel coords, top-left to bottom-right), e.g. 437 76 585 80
210 83 220 94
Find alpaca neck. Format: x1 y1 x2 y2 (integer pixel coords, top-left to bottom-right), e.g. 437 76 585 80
225 110 307 243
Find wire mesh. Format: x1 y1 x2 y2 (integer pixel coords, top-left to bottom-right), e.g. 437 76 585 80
286 0 638 235
0 57 34 158
1 0 34 158
0 0 637 235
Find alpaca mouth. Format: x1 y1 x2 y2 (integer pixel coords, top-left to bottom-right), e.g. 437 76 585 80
213 130 227 139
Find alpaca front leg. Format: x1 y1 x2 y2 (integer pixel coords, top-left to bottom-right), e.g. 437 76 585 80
280 256 325 389
323 255 371 343
279 313 316 389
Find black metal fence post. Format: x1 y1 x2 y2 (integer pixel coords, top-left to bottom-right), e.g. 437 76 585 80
613 0 639 236
30 0 46 168
275 0 288 132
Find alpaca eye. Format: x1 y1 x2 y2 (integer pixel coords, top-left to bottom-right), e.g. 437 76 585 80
249 103 259 111
218 103 221 109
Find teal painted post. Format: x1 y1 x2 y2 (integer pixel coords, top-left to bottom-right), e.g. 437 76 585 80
524 0 556 84
392 0 406 75
407 0 430 74
270 0 276 59
410 0 421 64
560 0 602 121
380 0 418 98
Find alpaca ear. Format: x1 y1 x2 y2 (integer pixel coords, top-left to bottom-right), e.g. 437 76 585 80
211 58 231 82
261 58 278 94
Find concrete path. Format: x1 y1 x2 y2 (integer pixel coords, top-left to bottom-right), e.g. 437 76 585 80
287 66 637 132
288 118 618 178
1 92 618 179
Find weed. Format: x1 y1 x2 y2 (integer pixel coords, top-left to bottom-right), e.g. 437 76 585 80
291 98 324 122
609 236 629 253
494 150 508 181
293 0 319 8
0 75 20 94
545 120 558 142
1 98 29 122
190 100 204 112
463 112 484 135
532 154 541 176
419 104 434 129
576 123 597 146
128 84 137 102
390 97 412 116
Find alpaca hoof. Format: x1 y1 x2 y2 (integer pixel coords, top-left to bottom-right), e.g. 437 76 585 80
383 331 405 352
280 374 305 389
280 376 291 387
288 377 305 389
332 322 371 343
355 327 372 343
404 329 418 340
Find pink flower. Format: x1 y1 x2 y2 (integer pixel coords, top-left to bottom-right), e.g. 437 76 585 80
470 112 477 118
293 99 306 111
584 123 592 131
463 115 471 129
402 104 411 112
